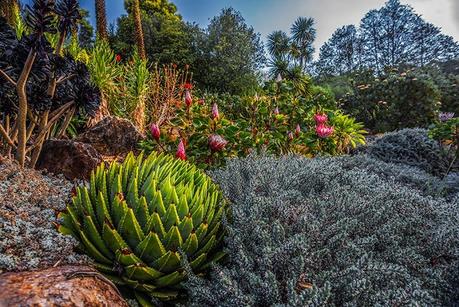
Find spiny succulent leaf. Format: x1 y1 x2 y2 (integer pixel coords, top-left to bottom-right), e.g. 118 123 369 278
135 232 166 263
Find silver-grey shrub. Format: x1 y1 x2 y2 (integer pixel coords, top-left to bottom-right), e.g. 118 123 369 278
360 128 450 176
184 155 459 306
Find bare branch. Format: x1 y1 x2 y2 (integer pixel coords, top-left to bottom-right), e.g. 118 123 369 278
0 123 16 149
0 68 17 86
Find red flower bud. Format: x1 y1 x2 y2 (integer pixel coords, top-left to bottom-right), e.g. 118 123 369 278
184 83 193 90
295 124 301 136
150 123 160 141
288 131 294 141
211 103 220 120
115 54 122 62
185 90 192 107
208 134 228 152
176 139 187 160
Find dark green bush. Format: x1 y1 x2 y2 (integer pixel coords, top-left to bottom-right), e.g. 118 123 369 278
360 128 450 176
184 154 459 306
340 69 440 132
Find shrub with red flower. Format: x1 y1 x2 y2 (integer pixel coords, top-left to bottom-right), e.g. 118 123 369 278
316 124 334 138
314 113 328 125
150 123 160 141
208 134 228 152
176 139 187 160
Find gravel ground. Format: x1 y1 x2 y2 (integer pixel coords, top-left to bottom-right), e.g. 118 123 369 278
0 158 90 273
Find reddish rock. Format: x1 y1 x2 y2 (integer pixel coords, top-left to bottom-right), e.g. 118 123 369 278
0 265 128 307
36 139 102 180
77 116 145 157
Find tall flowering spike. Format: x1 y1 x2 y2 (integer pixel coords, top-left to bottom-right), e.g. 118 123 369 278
150 123 160 141
287 131 294 141
316 124 334 138
274 107 280 116
212 103 220 120
176 139 187 160
185 90 192 107
208 134 228 152
314 113 328 125
295 124 301 136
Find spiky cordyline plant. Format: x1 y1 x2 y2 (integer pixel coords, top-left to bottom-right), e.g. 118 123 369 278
58 152 228 304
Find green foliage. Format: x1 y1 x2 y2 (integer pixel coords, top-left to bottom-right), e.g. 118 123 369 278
429 116 459 174
58 152 228 303
194 8 266 94
340 68 441 132
361 128 450 176
184 154 459 306
88 40 121 95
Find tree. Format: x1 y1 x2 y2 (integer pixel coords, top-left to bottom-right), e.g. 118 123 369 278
78 8 94 49
316 25 363 76
195 8 265 94
290 17 316 71
95 0 108 40
316 0 459 76
131 0 146 60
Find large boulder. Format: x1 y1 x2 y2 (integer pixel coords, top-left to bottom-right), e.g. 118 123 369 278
36 139 102 180
77 116 145 157
0 265 128 306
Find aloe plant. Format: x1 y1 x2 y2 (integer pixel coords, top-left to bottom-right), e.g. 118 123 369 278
58 152 228 303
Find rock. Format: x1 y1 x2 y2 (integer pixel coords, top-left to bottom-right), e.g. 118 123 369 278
77 116 145 157
36 139 102 180
0 265 128 307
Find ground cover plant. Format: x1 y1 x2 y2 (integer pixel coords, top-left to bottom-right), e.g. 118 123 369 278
184 154 459 306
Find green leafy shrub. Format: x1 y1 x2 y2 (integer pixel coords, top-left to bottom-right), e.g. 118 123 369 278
58 152 228 303
360 128 450 176
429 115 459 174
140 79 366 169
184 154 459 306
340 69 441 132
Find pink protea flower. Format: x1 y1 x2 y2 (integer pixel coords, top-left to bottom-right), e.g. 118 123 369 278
273 107 280 115
314 113 328 125
212 103 220 120
208 134 228 152
150 123 160 141
287 131 294 141
295 124 301 136
185 90 192 107
176 139 187 160
316 124 334 138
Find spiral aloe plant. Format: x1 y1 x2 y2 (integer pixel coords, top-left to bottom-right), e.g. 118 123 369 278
58 152 228 303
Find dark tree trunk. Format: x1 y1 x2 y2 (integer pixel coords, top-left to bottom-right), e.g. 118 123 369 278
95 0 108 40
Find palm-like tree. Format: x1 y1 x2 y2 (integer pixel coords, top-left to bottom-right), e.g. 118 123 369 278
290 17 316 70
132 0 146 60
267 30 290 59
95 0 108 40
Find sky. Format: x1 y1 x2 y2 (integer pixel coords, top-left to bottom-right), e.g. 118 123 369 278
22 0 459 57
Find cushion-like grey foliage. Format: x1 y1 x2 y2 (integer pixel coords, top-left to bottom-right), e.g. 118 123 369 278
184 155 459 306
359 128 450 176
